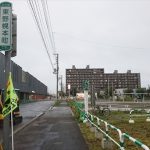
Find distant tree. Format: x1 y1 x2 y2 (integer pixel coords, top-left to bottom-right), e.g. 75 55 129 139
135 88 146 99
104 87 113 97
60 91 65 97
146 86 150 97
97 91 100 98
70 87 77 97
123 89 133 101
136 88 146 93
124 88 133 94
146 86 150 94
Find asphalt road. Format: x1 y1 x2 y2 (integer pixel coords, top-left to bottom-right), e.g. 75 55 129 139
13 101 89 150
0 100 54 145
19 100 54 125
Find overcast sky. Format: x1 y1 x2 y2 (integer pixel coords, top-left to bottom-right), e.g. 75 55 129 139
1 0 150 93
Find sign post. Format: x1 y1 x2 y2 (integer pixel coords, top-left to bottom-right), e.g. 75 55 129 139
0 2 12 150
68 84 71 98
82 80 89 113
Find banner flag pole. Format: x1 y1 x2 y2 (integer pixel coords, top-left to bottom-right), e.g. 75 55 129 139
11 105 14 150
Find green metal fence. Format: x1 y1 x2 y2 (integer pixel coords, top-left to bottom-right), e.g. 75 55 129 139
71 101 150 150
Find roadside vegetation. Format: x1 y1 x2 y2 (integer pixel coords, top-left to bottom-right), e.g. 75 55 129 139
53 100 61 106
68 100 150 150
98 111 150 149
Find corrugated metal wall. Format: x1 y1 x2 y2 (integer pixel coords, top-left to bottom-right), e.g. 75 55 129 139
0 52 47 95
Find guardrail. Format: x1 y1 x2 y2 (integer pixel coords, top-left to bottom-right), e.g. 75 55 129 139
129 109 150 123
70 101 150 150
88 113 124 150
123 133 150 150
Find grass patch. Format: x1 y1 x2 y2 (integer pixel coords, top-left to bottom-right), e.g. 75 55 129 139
79 123 102 150
94 110 150 149
53 100 61 106
69 101 150 149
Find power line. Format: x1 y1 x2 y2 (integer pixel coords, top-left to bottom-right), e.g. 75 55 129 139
45 0 56 53
41 0 56 53
27 0 55 70
54 32 148 50
27 0 61 98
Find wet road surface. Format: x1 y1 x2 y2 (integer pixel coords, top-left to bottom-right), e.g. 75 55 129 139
13 101 89 150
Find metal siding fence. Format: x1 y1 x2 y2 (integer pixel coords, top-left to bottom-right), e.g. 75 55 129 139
0 52 47 95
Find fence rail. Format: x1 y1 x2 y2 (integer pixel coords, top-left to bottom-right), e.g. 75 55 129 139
71 101 150 150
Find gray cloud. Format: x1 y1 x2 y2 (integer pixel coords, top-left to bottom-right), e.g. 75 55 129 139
6 0 150 92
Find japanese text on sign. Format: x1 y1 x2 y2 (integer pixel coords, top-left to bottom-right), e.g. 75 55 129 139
0 2 12 51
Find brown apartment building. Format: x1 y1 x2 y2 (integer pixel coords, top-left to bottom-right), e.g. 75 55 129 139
66 65 141 94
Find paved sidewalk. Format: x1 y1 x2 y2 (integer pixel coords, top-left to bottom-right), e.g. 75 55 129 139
13 101 89 150
0 100 54 145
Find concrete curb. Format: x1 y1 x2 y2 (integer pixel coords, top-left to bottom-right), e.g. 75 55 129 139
70 108 75 117
0 102 56 148
49 106 54 111
14 112 44 135
14 103 56 135
0 112 45 148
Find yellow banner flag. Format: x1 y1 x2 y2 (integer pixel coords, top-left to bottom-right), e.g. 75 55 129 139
2 72 18 117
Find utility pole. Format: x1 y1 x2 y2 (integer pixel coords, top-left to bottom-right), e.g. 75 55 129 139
58 75 63 99
112 82 114 101
61 75 63 99
108 78 109 100
91 84 95 108
56 54 59 100
3 51 11 150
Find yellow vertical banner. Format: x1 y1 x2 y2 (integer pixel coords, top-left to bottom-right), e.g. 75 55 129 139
0 144 3 150
2 72 18 117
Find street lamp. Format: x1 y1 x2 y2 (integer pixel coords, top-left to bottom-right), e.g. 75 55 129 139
32 91 36 100
68 84 71 98
59 75 63 99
